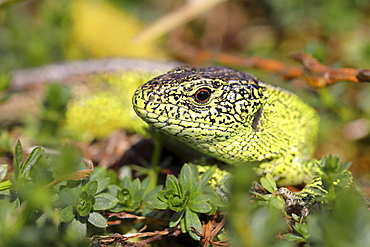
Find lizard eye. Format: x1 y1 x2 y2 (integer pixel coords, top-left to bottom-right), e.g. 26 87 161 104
194 88 211 103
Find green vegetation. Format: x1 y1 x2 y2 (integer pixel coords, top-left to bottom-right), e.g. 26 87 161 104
1 0 370 246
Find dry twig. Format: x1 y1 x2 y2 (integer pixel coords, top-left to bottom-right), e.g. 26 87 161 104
190 214 230 247
91 227 181 247
174 46 370 87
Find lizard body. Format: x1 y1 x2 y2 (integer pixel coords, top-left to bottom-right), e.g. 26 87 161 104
132 66 319 186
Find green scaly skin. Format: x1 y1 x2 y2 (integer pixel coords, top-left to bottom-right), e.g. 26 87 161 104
132 66 321 202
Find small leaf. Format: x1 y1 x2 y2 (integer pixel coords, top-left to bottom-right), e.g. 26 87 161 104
144 185 163 201
269 196 285 210
88 212 107 228
93 193 118 210
251 192 271 201
165 188 177 198
0 164 8 182
89 166 107 180
291 213 300 222
60 205 75 223
147 197 168 209
68 218 87 240
83 180 98 195
185 209 202 241
57 186 76 206
130 178 141 195
338 161 352 173
122 177 130 189
94 177 110 194
179 164 198 191
293 222 309 239
0 180 11 191
78 202 92 217
158 190 168 202
169 209 185 227
166 175 180 194
11 198 20 209
189 195 211 213
168 195 186 211
107 184 121 196
76 193 93 217
260 174 277 193
14 140 23 179
141 177 151 189
284 233 306 242
20 147 45 178
199 166 216 188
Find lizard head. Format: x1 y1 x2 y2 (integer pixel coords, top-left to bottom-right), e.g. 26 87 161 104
132 66 280 162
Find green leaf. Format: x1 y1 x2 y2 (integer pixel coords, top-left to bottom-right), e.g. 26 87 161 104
170 209 185 227
107 184 121 196
293 222 309 239
77 201 92 217
199 166 216 188
340 161 352 171
0 180 11 191
89 166 107 180
141 177 151 190
67 180 83 197
185 209 202 240
11 198 20 209
14 140 23 179
122 177 130 189
68 218 87 240
165 188 177 198
88 212 107 228
76 192 93 217
0 164 8 182
57 186 76 206
291 213 300 222
130 178 141 194
284 233 306 242
168 194 187 211
189 194 212 213
148 197 168 210
158 190 168 202
20 147 45 178
118 188 130 202
260 174 277 193
269 196 285 210
60 205 75 223
144 185 163 201
251 191 271 201
95 177 110 194
166 175 181 194
179 164 198 191
83 180 98 195
93 193 118 210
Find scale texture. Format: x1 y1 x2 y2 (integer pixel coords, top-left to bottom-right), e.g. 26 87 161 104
132 66 319 186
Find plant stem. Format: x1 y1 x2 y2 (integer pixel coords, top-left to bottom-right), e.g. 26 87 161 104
149 131 164 189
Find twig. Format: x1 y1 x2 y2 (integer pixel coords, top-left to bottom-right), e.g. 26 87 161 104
91 227 180 246
174 45 370 87
190 213 230 247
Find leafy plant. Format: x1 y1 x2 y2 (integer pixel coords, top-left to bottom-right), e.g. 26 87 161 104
0 142 117 245
109 176 162 213
149 164 226 240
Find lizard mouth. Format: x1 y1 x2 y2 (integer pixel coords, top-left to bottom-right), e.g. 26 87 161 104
133 104 235 132
133 104 234 143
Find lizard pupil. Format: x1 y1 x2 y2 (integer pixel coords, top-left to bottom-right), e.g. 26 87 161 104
194 88 211 103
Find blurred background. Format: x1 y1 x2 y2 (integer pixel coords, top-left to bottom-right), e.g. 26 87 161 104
1 0 370 184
